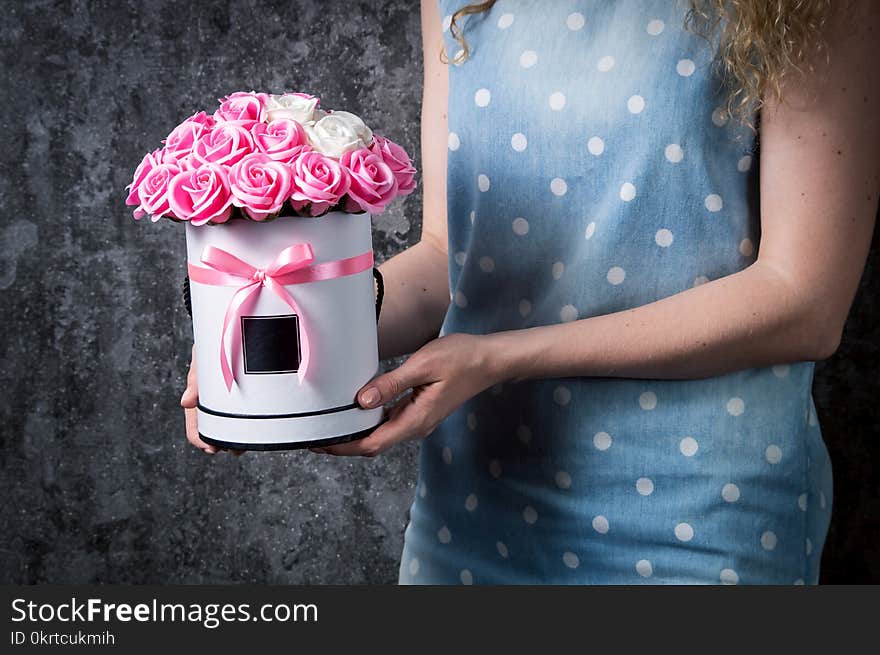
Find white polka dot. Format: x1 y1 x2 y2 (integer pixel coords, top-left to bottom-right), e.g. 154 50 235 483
711 107 729 126
466 412 477 430
517 424 532 444
474 88 491 107
550 177 568 196
553 386 571 406
464 493 478 512
593 431 612 451
737 155 752 172
597 55 615 72
551 261 564 279
693 275 710 286
441 14 452 31
469 210 475 223
454 251 466 266
772 364 790 377
489 459 502 478
793 578 805 585
808 407 817 426
646 19 665 35
674 522 694 542
408 557 419 576
627 95 646 114
679 436 699 457
442 446 453 464
518 299 532 317
562 551 580 568
761 531 778 550
739 238 754 256
496 541 509 558
559 304 578 322
636 477 654 496
587 136 605 155
655 228 674 247
721 483 741 502
477 173 490 192
705 194 723 212
820 491 827 509
447 131 460 151
798 493 808 511
519 50 538 68
497 13 514 29
437 525 451 543
592 515 610 534
549 91 566 111
453 290 467 308
720 568 739 585
676 58 696 76
509 216 529 236
555 470 572 489
523 505 538 524
619 182 636 202
479 256 495 272
664 143 684 163
460 569 473 585
638 391 657 410
806 538 813 556
726 397 745 416
607 266 626 285
566 12 585 31
584 221 596 239
419 482 427 498
766 444 783 464
636 559 654 577
511 132 528 151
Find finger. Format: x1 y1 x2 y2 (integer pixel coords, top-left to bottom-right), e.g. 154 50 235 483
322 392 434 457
356 357 430 410
185 405 217 454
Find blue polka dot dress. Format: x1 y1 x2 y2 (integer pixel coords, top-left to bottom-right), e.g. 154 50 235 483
398 0 833 585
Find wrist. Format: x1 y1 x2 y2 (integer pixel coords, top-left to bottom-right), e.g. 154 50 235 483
481 329 532 385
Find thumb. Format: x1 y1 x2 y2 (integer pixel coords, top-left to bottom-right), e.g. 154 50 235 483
357 359 427 409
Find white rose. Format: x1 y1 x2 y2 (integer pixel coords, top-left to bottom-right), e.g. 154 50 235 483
304 111 373 158
265 93 320 123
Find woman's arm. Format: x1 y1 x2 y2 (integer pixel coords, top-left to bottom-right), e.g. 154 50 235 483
317 2 878 457
374 0 451 359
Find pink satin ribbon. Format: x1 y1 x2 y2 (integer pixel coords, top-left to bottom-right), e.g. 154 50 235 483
188 244 374 392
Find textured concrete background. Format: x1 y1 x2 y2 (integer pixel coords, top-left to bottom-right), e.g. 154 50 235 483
0 0 877 584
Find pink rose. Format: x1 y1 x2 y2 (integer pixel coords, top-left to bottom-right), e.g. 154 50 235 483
162 111 214 160
167 163 234 225
251 119 309 162
340 147 398 214
229 154 293 221
213 91 268 126
191 122 254 167
125 147 181 213
370 135 416 196
134 159 182 221
288 151 350 217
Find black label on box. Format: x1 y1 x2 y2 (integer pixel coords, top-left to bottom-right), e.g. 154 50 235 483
241 314 301 374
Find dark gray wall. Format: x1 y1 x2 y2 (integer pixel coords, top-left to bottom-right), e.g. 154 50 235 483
0 0 877 584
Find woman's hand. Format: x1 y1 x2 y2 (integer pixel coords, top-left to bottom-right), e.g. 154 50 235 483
180 345 243 456
313 333 504 457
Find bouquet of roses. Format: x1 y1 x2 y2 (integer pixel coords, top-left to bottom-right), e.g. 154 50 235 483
125 91 416 224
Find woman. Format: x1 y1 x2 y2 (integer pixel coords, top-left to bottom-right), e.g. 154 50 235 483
183 0 878 584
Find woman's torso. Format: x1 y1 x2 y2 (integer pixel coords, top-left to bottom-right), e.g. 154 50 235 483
398 0 833 585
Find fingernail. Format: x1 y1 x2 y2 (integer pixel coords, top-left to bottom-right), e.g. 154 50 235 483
360 387 381 408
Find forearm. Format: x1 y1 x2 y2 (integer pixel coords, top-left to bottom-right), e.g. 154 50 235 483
377 238 450 359
488 260 834 383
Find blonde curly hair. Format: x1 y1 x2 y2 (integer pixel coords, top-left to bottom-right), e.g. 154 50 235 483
442 0 833 123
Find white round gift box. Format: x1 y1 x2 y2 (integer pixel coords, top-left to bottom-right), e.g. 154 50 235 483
185 211 383 450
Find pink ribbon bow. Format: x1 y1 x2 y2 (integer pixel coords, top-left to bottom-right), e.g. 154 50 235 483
188 243 374 392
